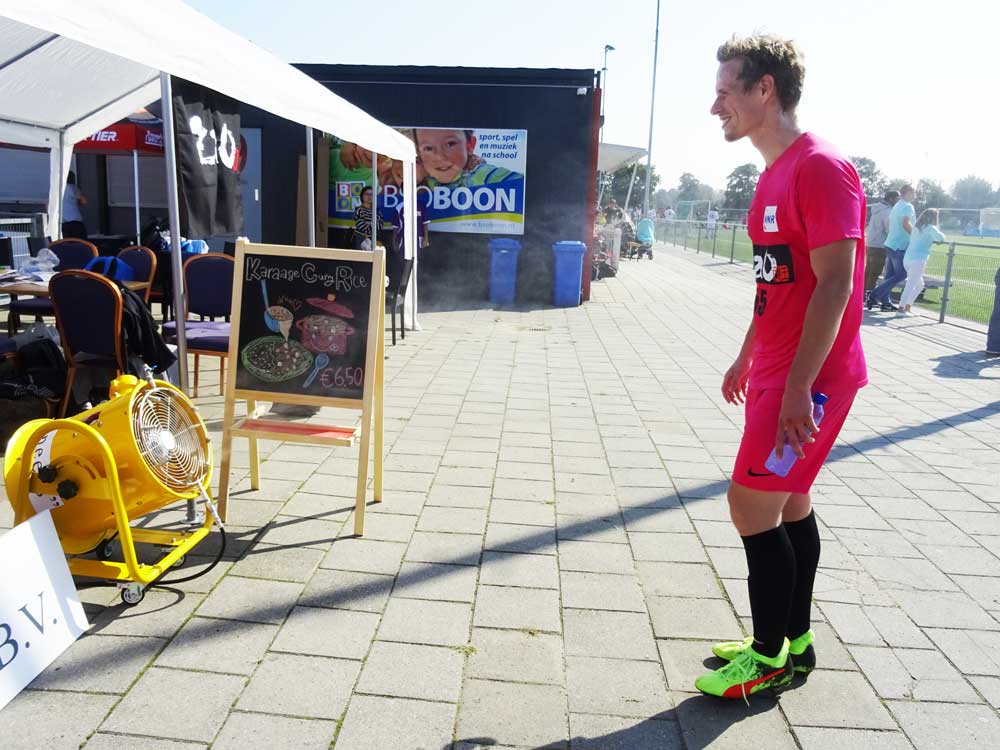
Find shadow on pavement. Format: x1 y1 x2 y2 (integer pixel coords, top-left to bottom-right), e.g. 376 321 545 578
39 398 992 721
451 686 790 749
932 351 1000 379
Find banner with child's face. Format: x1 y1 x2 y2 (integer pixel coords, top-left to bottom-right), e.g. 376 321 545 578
329 127 527 235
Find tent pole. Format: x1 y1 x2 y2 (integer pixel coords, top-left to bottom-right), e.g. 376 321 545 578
371 151 378 252
56 133 65 239
623 161 639 212
133 149 141 245
160 72 189 393
407 160 419 331
305 127 316 246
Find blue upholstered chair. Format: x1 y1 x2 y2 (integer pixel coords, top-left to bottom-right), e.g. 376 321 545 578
162 253 233 397
8 238 99 335
49 270 126 417
117 245 157 303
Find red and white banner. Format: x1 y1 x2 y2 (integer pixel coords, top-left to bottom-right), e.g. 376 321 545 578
76 123 164 155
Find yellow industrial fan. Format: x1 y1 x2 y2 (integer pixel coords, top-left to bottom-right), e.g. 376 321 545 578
4 373 220 605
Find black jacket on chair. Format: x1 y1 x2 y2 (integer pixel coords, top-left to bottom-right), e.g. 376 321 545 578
117 283 177 373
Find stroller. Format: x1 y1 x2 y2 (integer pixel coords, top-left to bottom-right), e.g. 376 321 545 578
621 216 654 260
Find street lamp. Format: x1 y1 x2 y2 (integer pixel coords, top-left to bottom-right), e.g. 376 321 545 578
599 44 615 204
601 43 615 137
642 1 660 216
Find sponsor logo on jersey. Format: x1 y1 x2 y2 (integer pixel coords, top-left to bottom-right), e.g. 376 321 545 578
764 205 779 232
753 244 795 285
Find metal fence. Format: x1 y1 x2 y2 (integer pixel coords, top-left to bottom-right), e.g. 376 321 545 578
0 212 47 268
656 219 1000 330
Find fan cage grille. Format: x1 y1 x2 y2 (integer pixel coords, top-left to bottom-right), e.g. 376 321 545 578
131 387 208 491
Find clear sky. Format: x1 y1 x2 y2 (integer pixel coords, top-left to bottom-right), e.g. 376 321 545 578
188 0 993 193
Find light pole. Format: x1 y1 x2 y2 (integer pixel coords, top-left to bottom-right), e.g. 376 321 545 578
601 43 615 141
642 0 661 216
599 44 615 204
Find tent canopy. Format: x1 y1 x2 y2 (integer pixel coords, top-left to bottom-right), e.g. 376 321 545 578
0 1 413 159
0 0 415 229
598 142 647 174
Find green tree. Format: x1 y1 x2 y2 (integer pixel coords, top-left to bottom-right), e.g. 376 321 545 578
607 163 660 208
951 175 995 209
850 156 887 198
722 163 760 210
653 188 673 210
677 172 703 202
916 179 950 210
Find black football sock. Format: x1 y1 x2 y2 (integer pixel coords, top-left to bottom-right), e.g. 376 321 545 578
742 525 796 659
783 510 821 641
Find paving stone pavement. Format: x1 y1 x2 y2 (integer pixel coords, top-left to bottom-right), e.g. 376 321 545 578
3 240 1000 749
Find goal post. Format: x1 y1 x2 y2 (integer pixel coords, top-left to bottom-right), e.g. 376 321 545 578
980 207 1000 235
674 200 711 221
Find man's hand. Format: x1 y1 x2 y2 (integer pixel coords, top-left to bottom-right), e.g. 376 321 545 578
774 386 818 459
721 357 751 405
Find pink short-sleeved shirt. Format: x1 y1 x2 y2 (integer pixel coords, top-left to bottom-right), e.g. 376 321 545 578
746 133 868 392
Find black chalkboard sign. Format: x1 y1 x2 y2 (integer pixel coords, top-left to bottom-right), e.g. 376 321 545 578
229 245 383 403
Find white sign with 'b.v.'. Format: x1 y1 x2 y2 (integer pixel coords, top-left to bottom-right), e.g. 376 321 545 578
0 511 89 711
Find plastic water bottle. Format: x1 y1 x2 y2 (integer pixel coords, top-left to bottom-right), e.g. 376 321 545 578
764 393 829 477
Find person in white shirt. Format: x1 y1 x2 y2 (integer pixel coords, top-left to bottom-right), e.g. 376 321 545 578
863 189 899 302
707 207 720 238
61 170 88 239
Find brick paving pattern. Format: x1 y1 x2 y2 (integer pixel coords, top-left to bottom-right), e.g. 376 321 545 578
3 241 1000 749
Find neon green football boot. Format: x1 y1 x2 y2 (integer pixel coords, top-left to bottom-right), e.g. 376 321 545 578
695 639 795 700
712 629 816 674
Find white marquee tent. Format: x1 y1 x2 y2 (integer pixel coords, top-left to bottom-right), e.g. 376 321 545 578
0 0 417 391
597 142 647 210
597 142 647 175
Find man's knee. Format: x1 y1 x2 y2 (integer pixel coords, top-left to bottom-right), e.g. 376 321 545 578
727 482 787 536
781 493 812 523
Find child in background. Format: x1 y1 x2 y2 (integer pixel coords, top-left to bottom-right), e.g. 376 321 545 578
414 129 523 189
899 209 946 315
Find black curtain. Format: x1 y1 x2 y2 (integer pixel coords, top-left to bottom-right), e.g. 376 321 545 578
171 77 243 238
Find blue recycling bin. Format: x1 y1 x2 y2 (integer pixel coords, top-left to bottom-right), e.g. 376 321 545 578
489 238 521 304
552 241 587 307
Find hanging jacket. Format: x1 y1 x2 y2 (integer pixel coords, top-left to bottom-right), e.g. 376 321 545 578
117 282 177 373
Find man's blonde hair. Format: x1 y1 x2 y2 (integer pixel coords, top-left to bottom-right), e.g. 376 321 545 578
716 34 805 112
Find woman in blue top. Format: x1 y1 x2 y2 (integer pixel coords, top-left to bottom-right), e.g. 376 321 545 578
899 209 946 314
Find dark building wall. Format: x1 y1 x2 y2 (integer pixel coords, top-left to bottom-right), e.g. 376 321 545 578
240 107 305 247
253 65 597 305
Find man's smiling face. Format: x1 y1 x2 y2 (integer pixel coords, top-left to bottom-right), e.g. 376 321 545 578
711 59 767 143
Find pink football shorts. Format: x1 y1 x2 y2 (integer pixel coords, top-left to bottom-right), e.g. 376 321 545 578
732 388 858 494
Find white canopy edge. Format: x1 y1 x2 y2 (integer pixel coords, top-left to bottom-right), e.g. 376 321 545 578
598 142 647 173
0 75 161 231
0 1 414 162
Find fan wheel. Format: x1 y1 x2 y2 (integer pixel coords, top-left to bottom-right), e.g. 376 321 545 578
131 387 208 492
96 538 117 561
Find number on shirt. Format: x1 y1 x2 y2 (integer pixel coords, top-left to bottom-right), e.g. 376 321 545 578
755 288 768 317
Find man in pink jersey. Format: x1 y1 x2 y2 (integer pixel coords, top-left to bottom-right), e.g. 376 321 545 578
695 34 867 700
